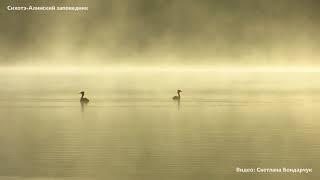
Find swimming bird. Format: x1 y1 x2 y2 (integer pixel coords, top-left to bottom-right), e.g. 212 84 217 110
79 91 90 103
172 90 182 100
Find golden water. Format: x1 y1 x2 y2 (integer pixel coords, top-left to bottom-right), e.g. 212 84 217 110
0 69 319 180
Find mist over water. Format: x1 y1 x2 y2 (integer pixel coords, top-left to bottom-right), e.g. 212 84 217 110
1 0 320 65
0 69 319 179
1 0 320 179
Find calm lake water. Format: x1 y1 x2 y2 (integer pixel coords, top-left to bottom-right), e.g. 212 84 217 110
0 68 319 180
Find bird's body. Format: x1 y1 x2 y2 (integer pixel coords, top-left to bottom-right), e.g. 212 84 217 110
80 98 89 103
172 96 179 100
80 91 90 103
172 90 182 100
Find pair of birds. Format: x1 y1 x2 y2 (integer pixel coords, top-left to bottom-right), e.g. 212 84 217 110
79 90 183 103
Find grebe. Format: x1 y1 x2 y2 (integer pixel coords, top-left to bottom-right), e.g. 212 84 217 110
79 91 89 103
172 90 182 100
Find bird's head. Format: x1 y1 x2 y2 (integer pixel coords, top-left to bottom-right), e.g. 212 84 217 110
79 91 85 95
177 90 182 93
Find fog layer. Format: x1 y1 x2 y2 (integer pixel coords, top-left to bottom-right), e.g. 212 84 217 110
0 0 319 65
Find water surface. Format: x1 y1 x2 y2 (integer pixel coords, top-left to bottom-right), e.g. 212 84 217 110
0 69 319 180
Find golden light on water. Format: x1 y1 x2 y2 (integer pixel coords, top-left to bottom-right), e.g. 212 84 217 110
3 65 320 73
1 1 320 179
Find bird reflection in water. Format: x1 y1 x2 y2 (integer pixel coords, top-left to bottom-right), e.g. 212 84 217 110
79 91 89 112
172 90 182 111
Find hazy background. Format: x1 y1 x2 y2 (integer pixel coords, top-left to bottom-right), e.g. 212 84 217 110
1 2 320 179
0 0 319 66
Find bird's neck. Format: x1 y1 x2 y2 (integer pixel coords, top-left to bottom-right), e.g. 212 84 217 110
81 94 84 99
177 92 180 97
